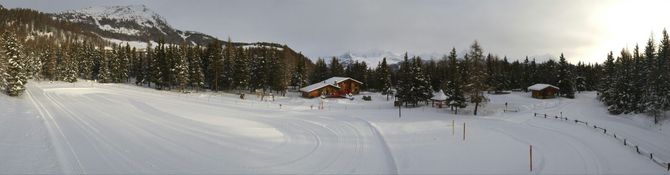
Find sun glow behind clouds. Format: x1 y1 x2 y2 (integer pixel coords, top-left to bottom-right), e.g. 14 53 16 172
587 0 670 63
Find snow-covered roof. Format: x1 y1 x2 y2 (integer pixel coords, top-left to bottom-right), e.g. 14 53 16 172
322 77 363 85
299 77 363 92
299 82 338 92
528 84 559 91
431 90 447 101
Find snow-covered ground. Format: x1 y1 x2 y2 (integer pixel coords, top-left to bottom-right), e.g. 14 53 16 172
1 81 668 174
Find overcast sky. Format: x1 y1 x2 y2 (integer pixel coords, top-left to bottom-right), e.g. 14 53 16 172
3 0 670 63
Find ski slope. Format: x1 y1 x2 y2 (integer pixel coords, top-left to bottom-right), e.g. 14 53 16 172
0 81 667 174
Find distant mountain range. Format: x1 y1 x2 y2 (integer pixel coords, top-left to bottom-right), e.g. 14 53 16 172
54 5 216 46
330 50 558 67
51 4 289 51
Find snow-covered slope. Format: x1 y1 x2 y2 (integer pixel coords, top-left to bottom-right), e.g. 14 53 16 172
1 81 667 174
54 5 217 46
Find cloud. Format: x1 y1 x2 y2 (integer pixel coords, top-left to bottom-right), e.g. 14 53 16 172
3 0 669 63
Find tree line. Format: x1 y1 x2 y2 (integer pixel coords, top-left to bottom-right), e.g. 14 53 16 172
309 41 598 115
599 30 670 123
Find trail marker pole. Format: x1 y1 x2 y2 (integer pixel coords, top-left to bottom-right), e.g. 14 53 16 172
398 104 401 118
462 122 466 141
530 145 533 172
452 120 455 136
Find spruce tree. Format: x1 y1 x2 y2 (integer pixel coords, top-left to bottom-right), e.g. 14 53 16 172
640 36 660 121
600 51 617 106
395 53 412 105
310 58 329 83
233 47 249 92
60 44 77 83
410 57 433 104
291 57 308 89
206 40 223 91
98 48 112 83
557 53 575 98
188 45 205 91
329 57 344 77
445 47 467 114
2 31 27 96
377 57 393 100
221 39 236 90
175 51 189 92
41 44 57 81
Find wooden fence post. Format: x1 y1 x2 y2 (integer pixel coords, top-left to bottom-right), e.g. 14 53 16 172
636 145 640 153
530 145 533 172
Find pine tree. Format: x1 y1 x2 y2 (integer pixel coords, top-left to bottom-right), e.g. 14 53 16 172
291 56 308 89
600 51 617 106
465 41 489 115
60 44 77 83
631 44 646 113
658 29 670 112
444 47 467 114
268 51 286 94
377 57 393 100
188 45 205 91
41 44 57 81
233 47 249 92
98 48 112 83
2 31 27 96
557 53 575 98
395 53 412 105
641 44 662 122
329 57 344 77
79 42 95 80
221 39 236 90
310 58 329 83
175 50 189 92
410 57 432 104
206 40 223 91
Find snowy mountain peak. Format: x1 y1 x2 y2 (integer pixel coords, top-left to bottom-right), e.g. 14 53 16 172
334 50 404 67
53 4 221 46
60 4 169 31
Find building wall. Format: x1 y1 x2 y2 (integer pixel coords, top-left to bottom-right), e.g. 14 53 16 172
303 86 339 98
531 88 558 99
337 79 361 94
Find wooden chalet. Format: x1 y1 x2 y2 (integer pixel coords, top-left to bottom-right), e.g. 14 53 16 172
528 84 559 99
300 77 363 98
